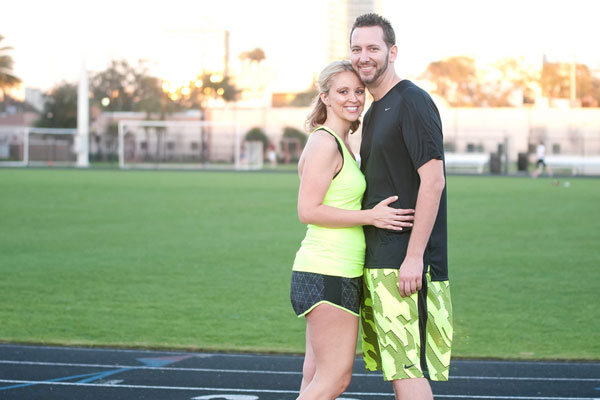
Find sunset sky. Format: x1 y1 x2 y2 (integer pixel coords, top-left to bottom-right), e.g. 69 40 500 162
3 0 599 95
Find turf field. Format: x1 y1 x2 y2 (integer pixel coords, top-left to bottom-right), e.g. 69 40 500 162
0 168 598 360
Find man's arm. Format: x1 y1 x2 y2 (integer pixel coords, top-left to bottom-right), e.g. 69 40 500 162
298 132 412 229
398 158 445 297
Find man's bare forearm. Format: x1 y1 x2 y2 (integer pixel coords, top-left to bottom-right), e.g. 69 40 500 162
405 161 445 261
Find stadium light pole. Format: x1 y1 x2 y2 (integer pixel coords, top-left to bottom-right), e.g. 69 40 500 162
570 54 577 107
76 57 90 167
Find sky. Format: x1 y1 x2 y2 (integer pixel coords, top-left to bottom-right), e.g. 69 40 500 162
3 0 599 96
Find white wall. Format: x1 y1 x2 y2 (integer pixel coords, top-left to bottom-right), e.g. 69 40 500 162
92 105 600 161
439 107 600 158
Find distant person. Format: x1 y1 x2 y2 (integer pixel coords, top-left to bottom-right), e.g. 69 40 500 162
239 143 247 164
290 60 414 400
267 142 277 167
350 14 453 400
531 141 552 178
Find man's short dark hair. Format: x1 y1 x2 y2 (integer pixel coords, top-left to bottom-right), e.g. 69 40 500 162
350 13 395 48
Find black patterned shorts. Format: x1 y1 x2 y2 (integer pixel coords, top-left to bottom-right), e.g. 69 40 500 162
290 271 362 317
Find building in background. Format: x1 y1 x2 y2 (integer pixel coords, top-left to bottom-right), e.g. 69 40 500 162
326 0 383 63
25 88 44 112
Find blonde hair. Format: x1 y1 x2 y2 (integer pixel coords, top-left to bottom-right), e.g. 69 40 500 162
305 60 361 134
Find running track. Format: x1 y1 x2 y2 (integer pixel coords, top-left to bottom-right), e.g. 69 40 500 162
0 344 598 399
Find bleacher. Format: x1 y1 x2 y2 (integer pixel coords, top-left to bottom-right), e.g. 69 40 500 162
443 153 600 175
545 155 600 175
445 153 489 173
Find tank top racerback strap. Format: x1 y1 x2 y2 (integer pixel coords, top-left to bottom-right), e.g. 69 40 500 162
314 127 345 179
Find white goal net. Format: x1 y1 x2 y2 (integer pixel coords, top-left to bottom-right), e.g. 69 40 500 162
118 120 261 170
0 127 78 167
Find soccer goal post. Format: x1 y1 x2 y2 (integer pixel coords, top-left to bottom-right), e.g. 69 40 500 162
117 120 260 170
0 127 78 167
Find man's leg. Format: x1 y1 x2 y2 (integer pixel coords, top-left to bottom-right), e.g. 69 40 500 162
363 269 424 380
392 378 433 400
364 268 452 398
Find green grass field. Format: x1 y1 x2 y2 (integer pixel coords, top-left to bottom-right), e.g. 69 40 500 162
0 168 598 360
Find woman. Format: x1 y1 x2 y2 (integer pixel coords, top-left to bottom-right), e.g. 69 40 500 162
290 60 414 400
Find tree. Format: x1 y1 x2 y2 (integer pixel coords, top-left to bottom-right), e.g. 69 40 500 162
245 127 269 150
91 60 185 159
91 59 183 116
281 127 307 163
540 62 571 100
90 60 135 111
239 48 267 102
90 60 137 112
291 77 319 107
540 62 600 106
131 74 163 117
165 72 240 162
133 71 184 118
0 93 38 113
35 82 78 128
283 127 307 146
576 64 596 105
174 72 240 110
239 48 266 63
0 35 21 100
423 56 479 106
477 57 540 107
576 64 600 107
424 56 544 107
423 55 600 107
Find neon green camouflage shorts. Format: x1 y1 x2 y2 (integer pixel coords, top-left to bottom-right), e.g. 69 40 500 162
361 267 453 381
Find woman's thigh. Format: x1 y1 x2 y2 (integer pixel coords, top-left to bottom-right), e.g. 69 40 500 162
305 303 359 373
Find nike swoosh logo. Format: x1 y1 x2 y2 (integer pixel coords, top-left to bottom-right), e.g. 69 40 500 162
404 364 415 369
385 107 391 111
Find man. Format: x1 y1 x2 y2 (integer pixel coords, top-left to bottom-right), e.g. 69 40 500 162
531 140 552 178
350 13 453 400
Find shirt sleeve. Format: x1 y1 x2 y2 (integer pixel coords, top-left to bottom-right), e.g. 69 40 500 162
400 89 444 171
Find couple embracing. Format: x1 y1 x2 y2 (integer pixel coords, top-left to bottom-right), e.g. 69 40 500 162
290 13 453 400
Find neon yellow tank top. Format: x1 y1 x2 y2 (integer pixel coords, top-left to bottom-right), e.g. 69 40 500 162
292 126 366 278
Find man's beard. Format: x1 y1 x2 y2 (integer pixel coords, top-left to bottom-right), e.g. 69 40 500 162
358 52 389 84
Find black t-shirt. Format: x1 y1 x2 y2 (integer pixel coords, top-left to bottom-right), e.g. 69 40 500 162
360 80 448 281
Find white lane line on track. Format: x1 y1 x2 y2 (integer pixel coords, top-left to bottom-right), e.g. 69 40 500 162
0 379 598 400
0 344 215 357
1 345 598 367
1 360 598 382
450 359 600 367
0 344 290 359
